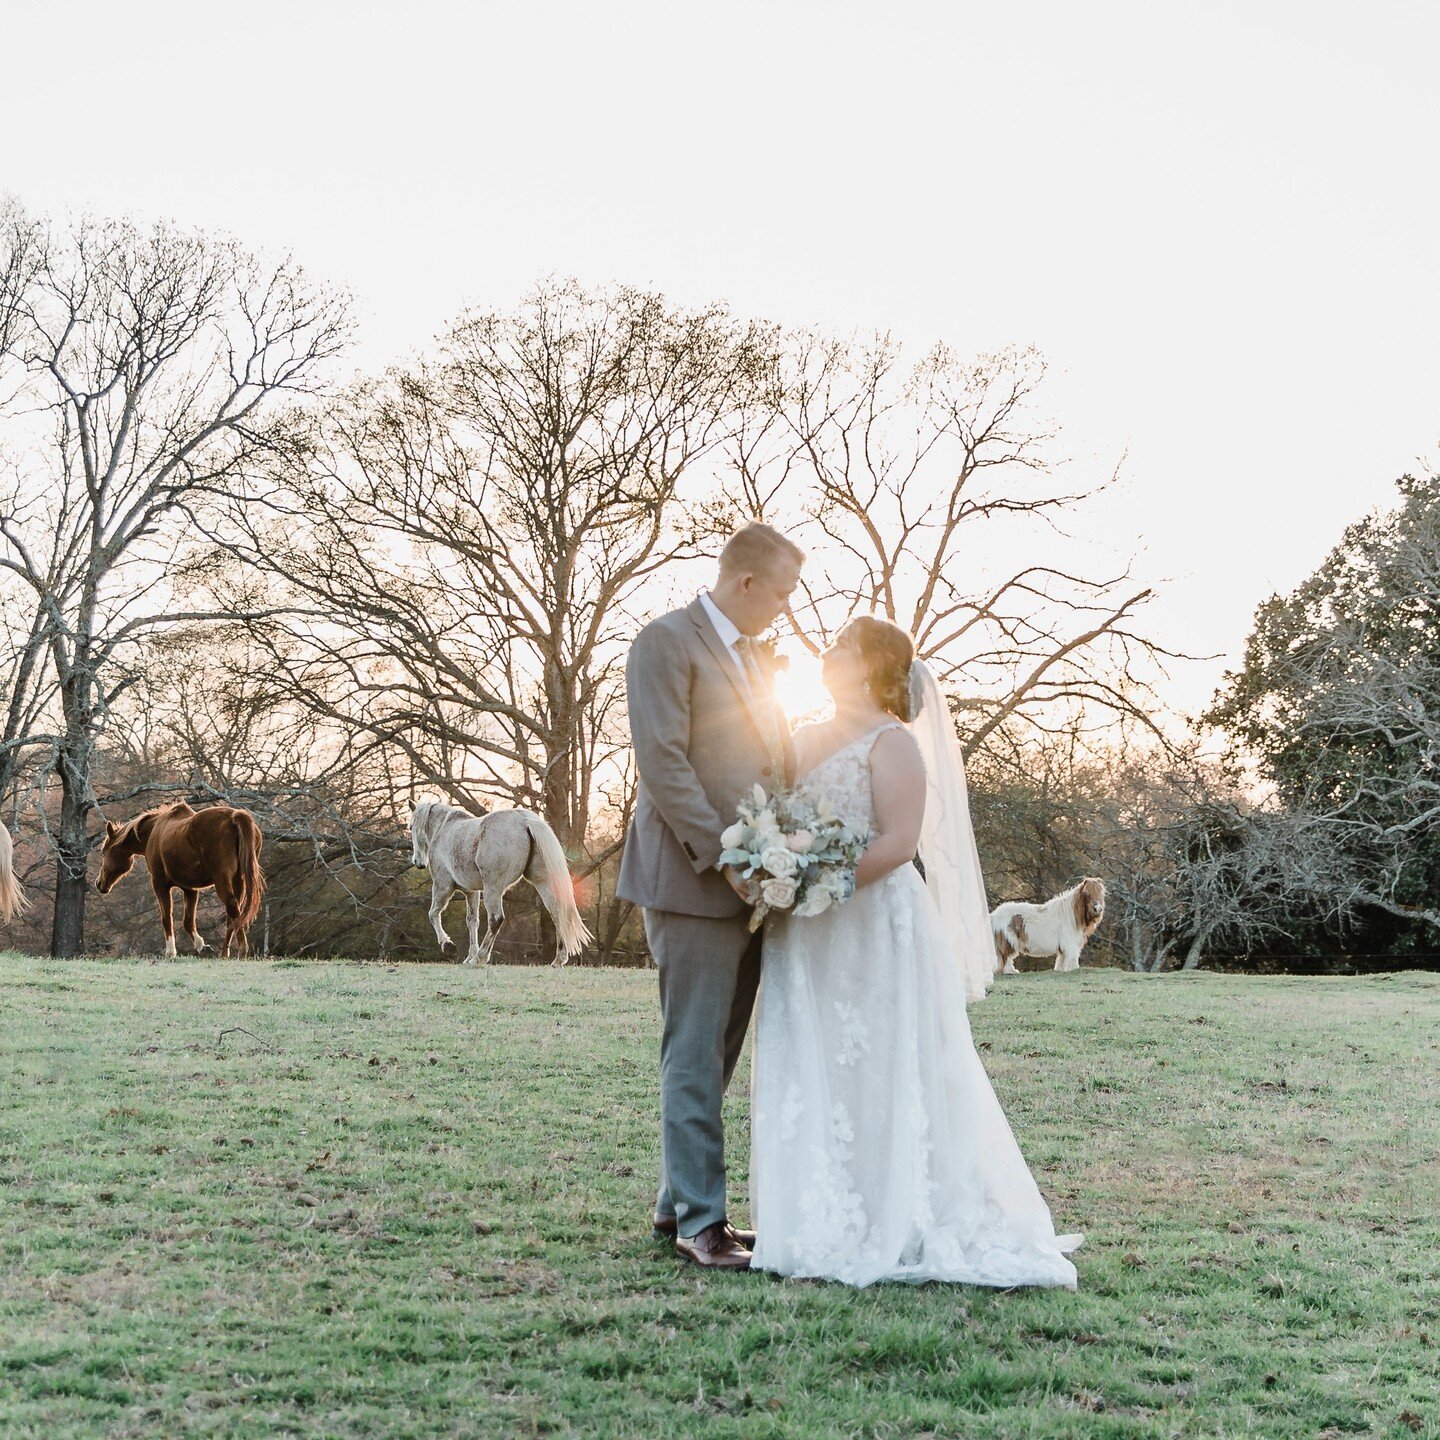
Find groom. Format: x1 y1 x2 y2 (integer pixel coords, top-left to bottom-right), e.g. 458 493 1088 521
618 522 803 1268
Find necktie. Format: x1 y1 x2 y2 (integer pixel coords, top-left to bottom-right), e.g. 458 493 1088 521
733 635 762 693
734 637 788 784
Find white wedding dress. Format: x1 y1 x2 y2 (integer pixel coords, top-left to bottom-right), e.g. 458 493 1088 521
749 720 1082 1288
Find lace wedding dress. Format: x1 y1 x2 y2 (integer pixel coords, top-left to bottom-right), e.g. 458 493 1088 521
749 721 1082 1288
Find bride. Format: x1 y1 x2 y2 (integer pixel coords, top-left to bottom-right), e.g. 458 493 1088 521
748 617 1082 1287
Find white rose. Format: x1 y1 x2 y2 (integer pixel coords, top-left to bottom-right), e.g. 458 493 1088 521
720 821 747 850
761 845 799 879
760 876 799 910
794 887 833 918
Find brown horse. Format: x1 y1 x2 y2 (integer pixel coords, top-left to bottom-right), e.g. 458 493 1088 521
97 803 265 957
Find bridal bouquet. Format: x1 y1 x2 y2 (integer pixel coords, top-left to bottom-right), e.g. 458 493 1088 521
718 784 870 931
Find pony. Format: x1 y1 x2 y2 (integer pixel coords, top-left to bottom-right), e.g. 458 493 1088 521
97 802 265 958
990 877 1106 975
0 822 29 925
408 800 590 967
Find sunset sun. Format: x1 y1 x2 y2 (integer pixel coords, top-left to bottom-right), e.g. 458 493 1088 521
775 650 832 724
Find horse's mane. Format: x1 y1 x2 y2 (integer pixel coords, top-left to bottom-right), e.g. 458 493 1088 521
414 799 480 823
108 801 193 844
133 801 191 821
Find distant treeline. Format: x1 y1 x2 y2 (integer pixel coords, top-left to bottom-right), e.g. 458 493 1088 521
2 203 1437 970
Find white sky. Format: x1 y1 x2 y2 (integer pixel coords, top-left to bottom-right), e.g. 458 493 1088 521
3 0 1436 717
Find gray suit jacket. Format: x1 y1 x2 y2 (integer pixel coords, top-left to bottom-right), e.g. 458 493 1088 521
618 599 794 918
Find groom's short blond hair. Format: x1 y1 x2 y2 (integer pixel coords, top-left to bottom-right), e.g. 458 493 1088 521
719 522 804 579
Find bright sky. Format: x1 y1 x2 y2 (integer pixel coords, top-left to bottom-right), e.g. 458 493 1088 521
4 1 1436 717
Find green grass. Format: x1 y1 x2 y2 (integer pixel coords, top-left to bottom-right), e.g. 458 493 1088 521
0 954 1437 1439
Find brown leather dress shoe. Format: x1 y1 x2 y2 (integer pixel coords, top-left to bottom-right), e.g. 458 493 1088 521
653 1214 756 1249
674 1220 754 1269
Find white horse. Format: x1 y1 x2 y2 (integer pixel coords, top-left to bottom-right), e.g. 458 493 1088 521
408 800 590 967
0 821 29 926
991 877 1106 975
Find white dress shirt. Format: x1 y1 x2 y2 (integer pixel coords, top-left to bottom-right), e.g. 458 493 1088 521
698 590 746 673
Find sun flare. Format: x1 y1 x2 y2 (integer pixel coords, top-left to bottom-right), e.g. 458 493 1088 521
774 651 832 724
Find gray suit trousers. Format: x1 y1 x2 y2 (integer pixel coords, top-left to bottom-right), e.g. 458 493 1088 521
646 907 762 1238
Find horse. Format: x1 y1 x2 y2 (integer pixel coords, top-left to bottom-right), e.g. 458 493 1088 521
408 800 590 966
991 877 1107 975
97 802 266 958
0 822 29 925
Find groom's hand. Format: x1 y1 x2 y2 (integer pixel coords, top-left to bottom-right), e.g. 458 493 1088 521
723 867 753 903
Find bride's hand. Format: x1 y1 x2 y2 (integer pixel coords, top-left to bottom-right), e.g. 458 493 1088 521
723 866 753 902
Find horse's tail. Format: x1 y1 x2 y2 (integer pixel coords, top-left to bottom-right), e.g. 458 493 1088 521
523 815 591 958
231 811 266 932
0 825 29 925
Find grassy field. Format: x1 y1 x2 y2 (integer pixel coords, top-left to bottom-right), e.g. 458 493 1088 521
0 955 1436 1440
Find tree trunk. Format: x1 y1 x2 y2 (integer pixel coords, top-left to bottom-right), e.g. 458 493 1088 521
537 738 576 964
599 898 635 966
1146 939 1176 973
50 741 90 958
1129 923 1149 972
1181 934 1206 970
49 652 96 958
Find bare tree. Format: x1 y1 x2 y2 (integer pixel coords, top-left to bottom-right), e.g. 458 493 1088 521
0 198 41 356
967 714 1349 973
0 209 349 955
0 203 54 802
1094 752 1351 971
729 332 1180 756
200 281 768 955
83 620 420 958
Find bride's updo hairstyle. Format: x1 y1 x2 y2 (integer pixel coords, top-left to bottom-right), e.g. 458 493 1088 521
848 616 917 722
